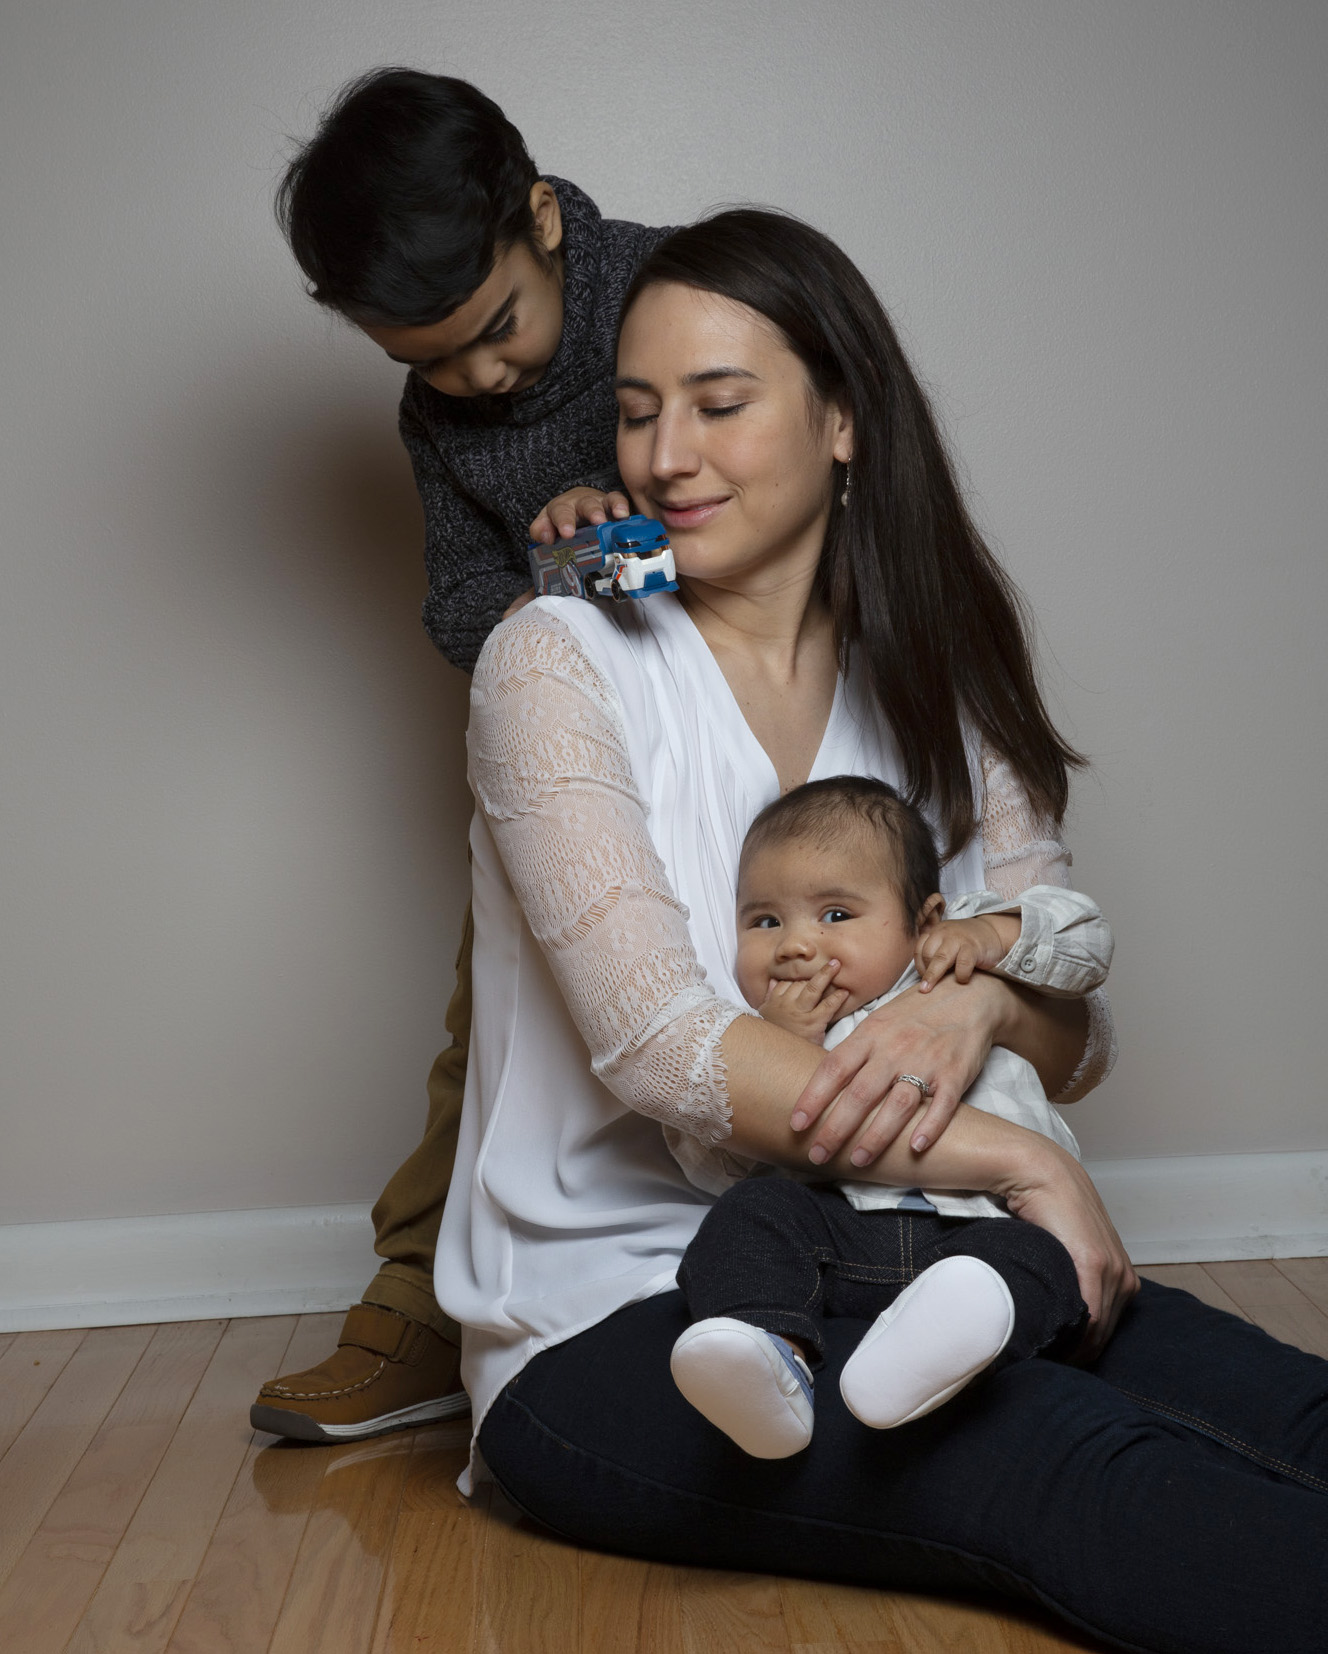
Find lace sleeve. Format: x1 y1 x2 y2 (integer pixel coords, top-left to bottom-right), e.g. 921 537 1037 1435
979 744 1117 1102
467 606 743 1145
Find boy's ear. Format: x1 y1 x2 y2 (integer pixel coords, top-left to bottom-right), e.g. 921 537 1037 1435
915 892 946 932
529 181 564 255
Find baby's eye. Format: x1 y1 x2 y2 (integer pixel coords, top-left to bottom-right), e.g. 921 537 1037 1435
820 907 852 924
750 915 780 930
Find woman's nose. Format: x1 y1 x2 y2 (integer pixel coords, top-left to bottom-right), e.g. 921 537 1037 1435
649 407 701 481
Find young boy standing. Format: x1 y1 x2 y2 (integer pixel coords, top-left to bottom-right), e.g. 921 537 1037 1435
251 68 668 1441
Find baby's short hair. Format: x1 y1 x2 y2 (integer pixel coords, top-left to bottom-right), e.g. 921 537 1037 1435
741 776 941 932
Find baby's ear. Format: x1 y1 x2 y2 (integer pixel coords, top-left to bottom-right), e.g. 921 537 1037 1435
915 892 946 932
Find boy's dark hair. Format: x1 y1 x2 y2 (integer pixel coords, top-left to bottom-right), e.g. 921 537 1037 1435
276 68 541 325
741 776 941 933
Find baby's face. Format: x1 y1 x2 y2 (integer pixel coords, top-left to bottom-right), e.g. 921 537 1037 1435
735 833 919 1019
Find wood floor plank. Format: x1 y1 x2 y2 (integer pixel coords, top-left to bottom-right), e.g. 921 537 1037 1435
163 1313 344 1654
1275 1257 1328 1315
0 1323 153 1592
0 1327 87 1462
0 1320 224 1654
265 1428 413 1654
779 1575 905 1645
1203 1260 1328 1357
670 1567 790 1650
66 1315 297 1654
1136 1264 1249 1320
0 1331 16 1358
470 1486 583 1653
579 1553 690 1653
367 1421 485 1653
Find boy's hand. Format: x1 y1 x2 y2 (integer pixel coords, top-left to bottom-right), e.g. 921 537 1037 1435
530 488 632 544
758 960 849 1043
916 913 1021 992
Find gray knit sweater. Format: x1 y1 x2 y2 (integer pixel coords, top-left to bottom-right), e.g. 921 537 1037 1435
398 179 670 673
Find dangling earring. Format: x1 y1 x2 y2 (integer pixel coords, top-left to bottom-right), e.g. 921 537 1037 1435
840 461 851 508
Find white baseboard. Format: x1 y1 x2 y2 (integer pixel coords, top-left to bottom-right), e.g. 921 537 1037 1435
2 1150 1325 1332
0 1204 376 1332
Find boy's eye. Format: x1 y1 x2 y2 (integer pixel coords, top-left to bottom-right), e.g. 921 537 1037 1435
820 907 852 924
482 312 518 345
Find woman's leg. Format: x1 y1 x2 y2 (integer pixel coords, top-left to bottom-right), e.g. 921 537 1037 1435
1089 1277 1328 1493
479 1289 1328 1654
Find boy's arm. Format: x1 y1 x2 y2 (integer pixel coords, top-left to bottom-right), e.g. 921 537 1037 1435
950 886 1113 998
399 401 531 674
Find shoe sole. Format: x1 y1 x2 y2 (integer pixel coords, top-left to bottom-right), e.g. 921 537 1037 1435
671 1318 813 1458
840 1255 1015 1429
250 1389 471 1442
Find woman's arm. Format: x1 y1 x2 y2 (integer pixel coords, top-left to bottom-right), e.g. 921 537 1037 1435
719 1009 1136 1353
469 610 1135 1344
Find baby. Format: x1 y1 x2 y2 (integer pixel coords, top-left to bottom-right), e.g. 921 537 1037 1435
670 776 1113 1458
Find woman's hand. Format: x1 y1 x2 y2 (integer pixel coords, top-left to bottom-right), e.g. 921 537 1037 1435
529 487 632 544
997 1142 1141 1358
792 972 1006 1166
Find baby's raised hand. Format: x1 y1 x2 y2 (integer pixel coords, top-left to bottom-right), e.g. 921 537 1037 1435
915 913 1020 992
758 960 850 1043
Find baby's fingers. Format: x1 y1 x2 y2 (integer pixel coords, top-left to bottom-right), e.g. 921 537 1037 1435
917 940 958 992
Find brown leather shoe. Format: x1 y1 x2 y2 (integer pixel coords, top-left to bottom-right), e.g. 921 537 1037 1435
250 1303 470 1442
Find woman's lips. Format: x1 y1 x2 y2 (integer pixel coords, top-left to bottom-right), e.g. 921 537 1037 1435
654 497 728 531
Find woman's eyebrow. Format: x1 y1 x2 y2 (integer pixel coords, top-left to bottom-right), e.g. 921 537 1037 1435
614 366 761 391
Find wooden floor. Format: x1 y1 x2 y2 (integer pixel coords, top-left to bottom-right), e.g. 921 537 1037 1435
2 1259 1327 1653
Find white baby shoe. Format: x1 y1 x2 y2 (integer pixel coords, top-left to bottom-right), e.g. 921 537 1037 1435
670 1317 815 1458
839 1255 1015 1429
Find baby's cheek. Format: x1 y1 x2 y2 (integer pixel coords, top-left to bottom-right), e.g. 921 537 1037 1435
733 940 768 1009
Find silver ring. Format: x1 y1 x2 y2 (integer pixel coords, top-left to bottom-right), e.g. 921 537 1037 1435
894 1073 933 1098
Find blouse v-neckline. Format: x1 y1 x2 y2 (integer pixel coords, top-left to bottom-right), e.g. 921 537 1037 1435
652 596 853 798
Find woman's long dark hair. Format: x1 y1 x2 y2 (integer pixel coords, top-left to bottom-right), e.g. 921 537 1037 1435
620 210 1084 859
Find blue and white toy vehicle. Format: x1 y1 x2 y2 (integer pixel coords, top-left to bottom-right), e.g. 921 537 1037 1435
528 514 678 603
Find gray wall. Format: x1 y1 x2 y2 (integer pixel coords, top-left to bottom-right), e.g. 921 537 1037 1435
3 0 1325 1227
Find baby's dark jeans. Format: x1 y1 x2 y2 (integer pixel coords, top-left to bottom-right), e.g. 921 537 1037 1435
676 1175 1087 1366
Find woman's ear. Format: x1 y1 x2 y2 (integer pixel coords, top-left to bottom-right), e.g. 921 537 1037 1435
529 181 564 255
831 398 854 466
915 892 946 932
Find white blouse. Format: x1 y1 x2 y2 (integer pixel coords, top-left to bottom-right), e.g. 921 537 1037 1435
437 596 1115 1482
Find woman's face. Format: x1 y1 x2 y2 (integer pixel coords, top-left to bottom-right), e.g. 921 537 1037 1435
614 283 852 591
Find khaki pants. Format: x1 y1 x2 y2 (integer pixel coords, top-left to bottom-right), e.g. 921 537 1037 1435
362 905 471 1347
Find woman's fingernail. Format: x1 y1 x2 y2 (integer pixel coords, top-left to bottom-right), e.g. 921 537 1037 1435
911 1133 928 1153
808 1145 827 1165
850 1148 869 1167
790 1111 807 1131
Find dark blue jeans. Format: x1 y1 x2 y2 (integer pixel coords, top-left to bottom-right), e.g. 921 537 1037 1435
478 1280 1328 1654
677 1177 1086 1363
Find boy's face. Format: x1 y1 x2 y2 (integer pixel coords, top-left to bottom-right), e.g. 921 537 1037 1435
358 183 565 398
735 832 924 1018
